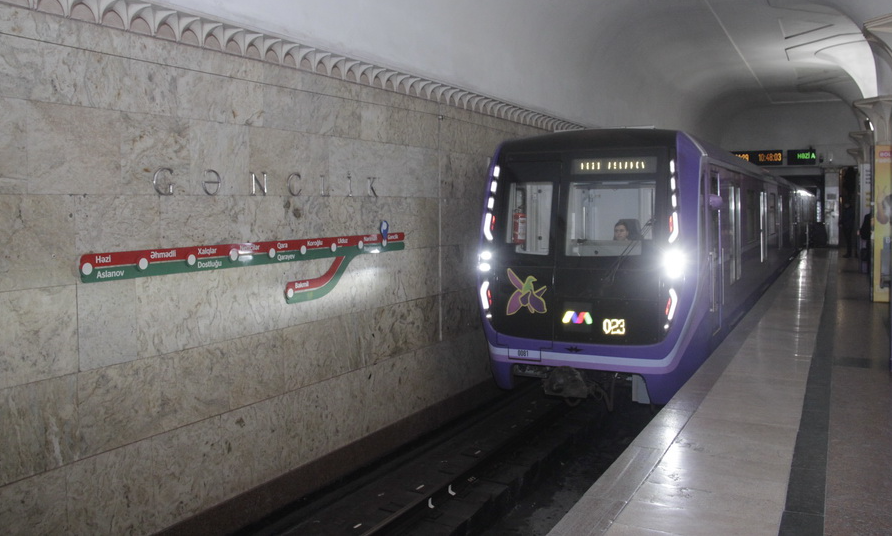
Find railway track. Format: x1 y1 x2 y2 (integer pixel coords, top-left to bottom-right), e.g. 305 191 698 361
240 381 612 535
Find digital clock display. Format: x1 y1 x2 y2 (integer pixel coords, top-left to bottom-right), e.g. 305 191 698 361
571 156 657 175
732 150 784 166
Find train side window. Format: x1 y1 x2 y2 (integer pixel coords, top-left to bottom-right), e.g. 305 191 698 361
745 189 758 243
565 180 654 257
506 182 552 255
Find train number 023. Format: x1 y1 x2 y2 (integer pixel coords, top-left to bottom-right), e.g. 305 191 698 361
602 318 626 335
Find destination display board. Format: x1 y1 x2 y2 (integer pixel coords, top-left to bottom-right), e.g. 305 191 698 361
787 149 817 165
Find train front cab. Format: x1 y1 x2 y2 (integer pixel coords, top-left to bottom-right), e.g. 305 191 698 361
478 130 814 406
478 130 706 405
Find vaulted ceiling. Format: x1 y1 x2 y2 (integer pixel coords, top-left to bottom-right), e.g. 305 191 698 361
152 0 892 138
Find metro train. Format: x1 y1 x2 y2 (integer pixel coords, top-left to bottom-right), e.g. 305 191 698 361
476 129 815 405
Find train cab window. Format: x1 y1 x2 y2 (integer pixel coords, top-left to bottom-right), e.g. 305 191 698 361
565 181 654 257
506 182 553 255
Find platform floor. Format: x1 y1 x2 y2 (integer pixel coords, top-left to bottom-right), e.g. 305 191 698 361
550 248 892 535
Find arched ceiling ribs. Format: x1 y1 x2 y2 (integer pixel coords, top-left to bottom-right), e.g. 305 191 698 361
175 17 217 46
266 41 297 66
316 53 339 76
106 1 150 30
277 42 300 64
400 77 421 95
305 50 329 73
201 23 226 50
490 102 510 118
241 32 266 58
291 46 317 69
530 114 543 129
444 89 464 107
424 84 441 102
200 22 223 49
23 0 584 131
377 70 401 90
329 56 348 77
454 91 473 108
141 8 181 38
68 0 110 22
367 67 387 88
42 0 73 16
467 95 485 112
341 60 362 81
220 27 261 57
392 73 412 92
252 36 282 62
412 80 435 99
349 62 374 83
431 84 449 103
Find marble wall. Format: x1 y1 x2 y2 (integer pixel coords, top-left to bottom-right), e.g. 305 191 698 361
0 3 543 533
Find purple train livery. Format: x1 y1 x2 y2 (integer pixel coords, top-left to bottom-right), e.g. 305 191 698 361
477 129 815 405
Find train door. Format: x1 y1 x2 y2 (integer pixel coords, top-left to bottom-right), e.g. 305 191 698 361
491 159 558 349
707 170 722 335
722 181 741 284
760 191 769 262
778 193 786 249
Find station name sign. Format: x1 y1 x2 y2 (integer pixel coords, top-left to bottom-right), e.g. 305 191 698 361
732 149 817 167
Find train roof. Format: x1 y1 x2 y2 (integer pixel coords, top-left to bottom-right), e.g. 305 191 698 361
497 128 798 189
498 128 678 153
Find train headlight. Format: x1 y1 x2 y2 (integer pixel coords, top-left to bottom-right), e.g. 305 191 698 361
662 249 686 280
478 250 493 272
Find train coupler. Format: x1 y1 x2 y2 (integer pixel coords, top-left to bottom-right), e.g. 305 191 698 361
542 366 589 400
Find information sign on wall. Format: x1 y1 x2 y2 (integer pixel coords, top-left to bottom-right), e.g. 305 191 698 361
79 221 404 304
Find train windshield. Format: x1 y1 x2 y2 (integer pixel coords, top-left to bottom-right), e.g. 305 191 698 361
565 180 655 257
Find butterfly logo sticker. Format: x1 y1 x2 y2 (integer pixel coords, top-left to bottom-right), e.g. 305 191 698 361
506 268 548 315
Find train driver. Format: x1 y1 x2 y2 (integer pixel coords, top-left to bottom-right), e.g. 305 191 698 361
613 221 630 241
613 219 641 241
